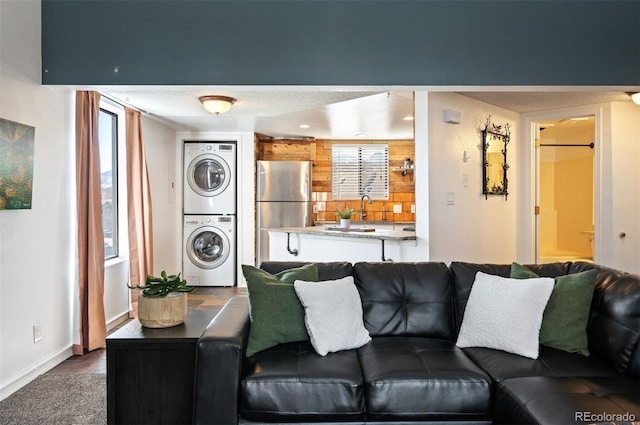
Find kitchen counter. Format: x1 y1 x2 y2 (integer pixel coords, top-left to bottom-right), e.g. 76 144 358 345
313 220 415 226
269 226 416 241
267 226 418 263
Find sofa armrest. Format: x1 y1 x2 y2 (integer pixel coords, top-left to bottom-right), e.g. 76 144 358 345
194 296 250 425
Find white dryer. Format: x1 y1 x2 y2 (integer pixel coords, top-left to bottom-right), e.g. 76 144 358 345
183 215 236 286
183 142 236 214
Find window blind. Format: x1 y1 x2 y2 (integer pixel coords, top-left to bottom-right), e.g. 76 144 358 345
332 144 389 200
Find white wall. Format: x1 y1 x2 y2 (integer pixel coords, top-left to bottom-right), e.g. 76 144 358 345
427 92 521 264
143 117 180 274
103 259 130 330
608 102 640 273
411 92 431 262
0 0 75 399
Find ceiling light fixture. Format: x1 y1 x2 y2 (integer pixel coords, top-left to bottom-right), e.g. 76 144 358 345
199 95 236 115
402 116 414 121
629 92 640 105
299 124 311 129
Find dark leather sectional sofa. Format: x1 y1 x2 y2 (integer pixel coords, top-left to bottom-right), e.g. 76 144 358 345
194 261 640 424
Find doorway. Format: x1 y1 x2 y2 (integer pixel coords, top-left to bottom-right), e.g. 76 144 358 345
536 116 596 264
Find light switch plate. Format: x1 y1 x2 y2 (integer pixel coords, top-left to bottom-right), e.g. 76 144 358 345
446 191 455 206
393 204 402 213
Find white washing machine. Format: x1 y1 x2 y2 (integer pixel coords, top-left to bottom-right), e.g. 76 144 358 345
183 215 236 286
183 141 236 214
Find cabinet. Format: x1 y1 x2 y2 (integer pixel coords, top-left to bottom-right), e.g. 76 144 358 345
107 307 219 425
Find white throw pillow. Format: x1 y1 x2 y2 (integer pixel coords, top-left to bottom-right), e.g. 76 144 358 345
294 276 371 356
456 271 554 359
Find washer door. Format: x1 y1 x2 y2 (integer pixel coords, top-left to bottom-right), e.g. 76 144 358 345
186 154 231 197
186 226 230 269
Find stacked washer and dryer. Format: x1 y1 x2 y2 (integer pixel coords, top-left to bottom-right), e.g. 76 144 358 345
182 141 237 286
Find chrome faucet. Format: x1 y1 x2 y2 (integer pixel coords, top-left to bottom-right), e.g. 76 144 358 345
360 194 372 219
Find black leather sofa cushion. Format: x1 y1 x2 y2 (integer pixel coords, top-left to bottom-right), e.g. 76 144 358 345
354 262 455 339
357 336 492 421
260 261 354 281
494 376 640 424
240 341 365 422
569 263 640 379
463 345 618 383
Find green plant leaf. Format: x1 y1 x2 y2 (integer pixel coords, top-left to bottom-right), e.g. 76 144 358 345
131 271 192 297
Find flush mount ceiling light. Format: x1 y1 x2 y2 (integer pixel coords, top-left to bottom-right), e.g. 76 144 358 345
199 95 236 115
629 92 640 105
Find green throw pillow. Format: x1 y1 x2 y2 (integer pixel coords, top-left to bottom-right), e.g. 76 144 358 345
510 263 597 356
242 263 319 357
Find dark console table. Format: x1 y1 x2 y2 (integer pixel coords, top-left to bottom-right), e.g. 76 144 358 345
107 303 220 425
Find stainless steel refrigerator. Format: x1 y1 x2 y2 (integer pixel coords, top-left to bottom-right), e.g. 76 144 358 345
256 161 312 266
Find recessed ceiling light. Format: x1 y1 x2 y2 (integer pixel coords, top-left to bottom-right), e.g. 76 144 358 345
402 116 414 121
299 124 311 129
355 133 367 137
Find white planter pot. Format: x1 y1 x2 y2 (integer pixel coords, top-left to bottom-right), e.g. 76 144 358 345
138 292 188 328
340 218 351 229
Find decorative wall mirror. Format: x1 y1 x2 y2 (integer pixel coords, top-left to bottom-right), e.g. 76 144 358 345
482 115 510 199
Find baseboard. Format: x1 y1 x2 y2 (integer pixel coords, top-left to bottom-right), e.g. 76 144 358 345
0 345 73 401
107 311 130 331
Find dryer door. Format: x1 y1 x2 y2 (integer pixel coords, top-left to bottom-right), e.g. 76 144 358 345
186 154 231 197
186 226 230 269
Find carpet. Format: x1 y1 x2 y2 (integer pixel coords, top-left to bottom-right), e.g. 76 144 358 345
0 373 106 425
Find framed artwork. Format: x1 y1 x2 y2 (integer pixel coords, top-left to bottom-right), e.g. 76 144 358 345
0 118 35 210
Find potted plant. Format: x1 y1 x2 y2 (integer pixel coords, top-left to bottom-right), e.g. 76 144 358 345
128 271 194 328
335 207 356 229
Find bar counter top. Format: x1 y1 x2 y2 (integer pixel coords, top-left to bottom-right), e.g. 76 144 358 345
269 226 416 241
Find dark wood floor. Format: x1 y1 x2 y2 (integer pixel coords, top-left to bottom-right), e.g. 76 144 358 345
47 287 246 376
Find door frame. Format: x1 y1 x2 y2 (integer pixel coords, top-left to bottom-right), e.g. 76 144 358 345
522 104 605 264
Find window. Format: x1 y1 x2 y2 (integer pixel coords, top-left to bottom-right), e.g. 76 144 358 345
332 144 389 200
98 108 118 259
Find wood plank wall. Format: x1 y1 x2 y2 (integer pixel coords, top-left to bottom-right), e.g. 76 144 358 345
257 138 415 223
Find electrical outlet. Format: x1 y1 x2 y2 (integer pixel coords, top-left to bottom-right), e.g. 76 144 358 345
410 204 416 213
312 205 318 213
393 204 402 214
33 323 42 343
